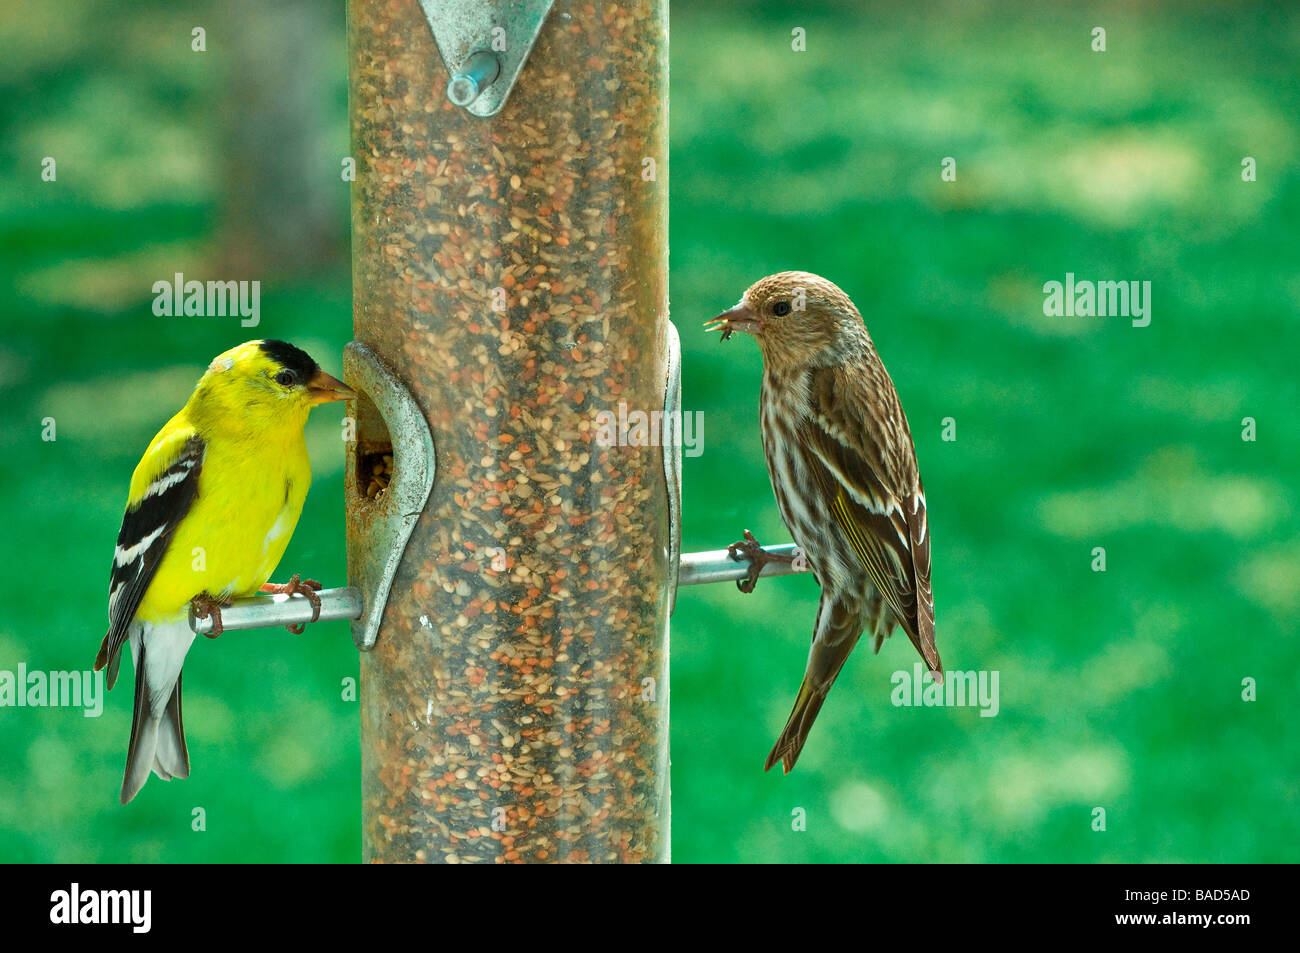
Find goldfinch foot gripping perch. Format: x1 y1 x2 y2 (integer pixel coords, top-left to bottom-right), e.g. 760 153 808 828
94 340 353 804
260 574 324 634
190 593 230 639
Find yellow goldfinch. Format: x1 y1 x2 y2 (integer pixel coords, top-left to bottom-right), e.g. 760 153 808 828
95 340 353 804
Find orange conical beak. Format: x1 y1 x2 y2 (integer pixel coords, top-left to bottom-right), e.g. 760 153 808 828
307 368 355 404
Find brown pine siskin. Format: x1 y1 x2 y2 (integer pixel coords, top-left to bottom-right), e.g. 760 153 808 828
706 271 941 773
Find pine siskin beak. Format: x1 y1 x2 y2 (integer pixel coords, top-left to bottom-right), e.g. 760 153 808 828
307 369 355 405
704 305 761 340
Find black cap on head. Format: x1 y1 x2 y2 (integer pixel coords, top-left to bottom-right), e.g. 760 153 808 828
258 339 319 378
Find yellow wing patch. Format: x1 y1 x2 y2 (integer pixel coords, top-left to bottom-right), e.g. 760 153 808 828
831 486 911 623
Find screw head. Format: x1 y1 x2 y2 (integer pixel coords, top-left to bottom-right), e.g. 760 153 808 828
447 74 479 106
446 51 500 109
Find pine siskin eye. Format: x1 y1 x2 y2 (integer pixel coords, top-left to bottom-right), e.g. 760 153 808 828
772 300 792 316
274 369 298 387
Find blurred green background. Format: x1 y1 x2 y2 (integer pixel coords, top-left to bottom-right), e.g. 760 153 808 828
1 0 1296 863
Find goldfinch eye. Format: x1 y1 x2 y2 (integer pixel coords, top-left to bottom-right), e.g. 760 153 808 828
274 369 298 387
773 301 792 316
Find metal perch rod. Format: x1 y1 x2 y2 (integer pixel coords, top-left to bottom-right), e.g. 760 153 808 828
678 543 805 586
187 546 806 635
188 587 365 636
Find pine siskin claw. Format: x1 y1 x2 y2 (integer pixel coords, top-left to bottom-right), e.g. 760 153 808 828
726 529 795 593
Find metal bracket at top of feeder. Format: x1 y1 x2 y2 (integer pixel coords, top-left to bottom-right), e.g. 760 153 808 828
419 0 556 117
344 341 436 651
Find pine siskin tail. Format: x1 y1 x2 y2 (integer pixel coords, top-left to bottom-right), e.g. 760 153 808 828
765 594 866 774
764 677 826 774
120 638 190 804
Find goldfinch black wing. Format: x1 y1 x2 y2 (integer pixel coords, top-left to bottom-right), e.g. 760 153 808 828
95 429 206 689
803 364 941 676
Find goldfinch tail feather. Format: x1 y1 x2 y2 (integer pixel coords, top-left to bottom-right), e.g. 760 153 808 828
120 632 191 804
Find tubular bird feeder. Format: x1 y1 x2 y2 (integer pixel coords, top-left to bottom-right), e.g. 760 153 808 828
348 0 671 864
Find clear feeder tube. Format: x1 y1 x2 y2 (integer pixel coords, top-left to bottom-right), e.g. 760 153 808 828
349 0 670 863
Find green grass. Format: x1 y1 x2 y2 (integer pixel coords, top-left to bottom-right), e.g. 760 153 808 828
0 0 1296 863
668 0 1299 863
